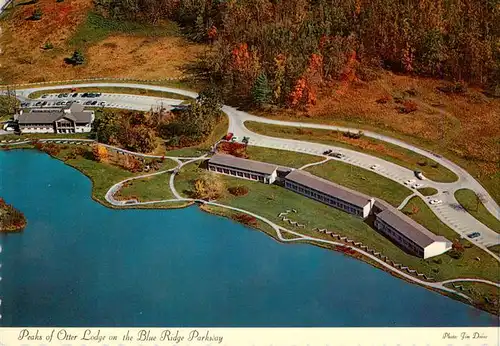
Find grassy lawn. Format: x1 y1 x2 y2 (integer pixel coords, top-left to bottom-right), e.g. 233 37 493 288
418 187 438 196
175 162 498 283
50 145 177 203
245 146 323 168
401 197 498 282
305 160 412 207
116 172 175 202
28 87 193 100
0 133 91 141
70 12 179 48
245 121 458 183
488 245 500 256
443 281 499 316
454 189 500 233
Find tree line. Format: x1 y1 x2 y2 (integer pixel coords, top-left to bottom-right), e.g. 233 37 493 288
94 0 500 106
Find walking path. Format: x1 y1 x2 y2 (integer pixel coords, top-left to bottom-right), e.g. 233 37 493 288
100 160 498 304
397 193 418 210
3 82 499 251
298 157 331 170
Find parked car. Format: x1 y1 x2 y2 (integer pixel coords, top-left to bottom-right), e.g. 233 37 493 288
62 93 69 97
41 94 48 98
370 164 379 170
330 152 345 158
95 93 102 97
99 101 106 106
404 179 416 185
231 136 239 142
412 183 423 189
323 149 333 155
84 101 92 105
82 93 89 97
415 170 424 180
467 232 481 239
224 132 234 141
429 199 442 205
41 101 47 106
35 101 41 106
72 93 78 97
91 100 98 105
58 94 64 98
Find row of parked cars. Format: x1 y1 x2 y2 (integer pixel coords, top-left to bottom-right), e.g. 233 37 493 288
40 92 102 99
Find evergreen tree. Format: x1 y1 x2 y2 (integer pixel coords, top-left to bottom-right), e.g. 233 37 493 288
251 73 272 105
68 50 85 65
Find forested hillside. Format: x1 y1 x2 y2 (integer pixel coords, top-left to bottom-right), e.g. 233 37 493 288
95 0 500 106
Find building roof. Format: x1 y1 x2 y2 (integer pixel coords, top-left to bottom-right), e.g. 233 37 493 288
285 169 372 208
209 153 278 175
376 208 451 248
17 108 92 124
373 198 393 213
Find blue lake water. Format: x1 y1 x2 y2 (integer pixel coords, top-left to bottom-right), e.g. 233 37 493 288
0 149 497 327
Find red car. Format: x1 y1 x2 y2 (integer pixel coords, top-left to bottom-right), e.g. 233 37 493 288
224 132 234 141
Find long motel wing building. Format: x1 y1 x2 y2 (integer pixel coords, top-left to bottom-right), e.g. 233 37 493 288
284 169 374 219
373 201 452 259
208 154 278 184
207 154 451 258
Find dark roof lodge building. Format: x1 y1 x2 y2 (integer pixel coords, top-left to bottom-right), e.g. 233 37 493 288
14 103 94 134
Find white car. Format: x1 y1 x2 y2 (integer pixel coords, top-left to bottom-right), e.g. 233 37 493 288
404 179 416 185
230 136 239 142
412 183 423 189
429 199 442 205
370 164 379 170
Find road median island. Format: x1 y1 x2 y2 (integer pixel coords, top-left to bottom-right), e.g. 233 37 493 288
245 121 458 183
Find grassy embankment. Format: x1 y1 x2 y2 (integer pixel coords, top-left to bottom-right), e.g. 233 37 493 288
245 122 457 183
28 87 193 100
305 160 413 207
417 187 438 196
443 281 499 316
175 161 499 286
49 144 178 205
454 189 500 234
0 3 205 84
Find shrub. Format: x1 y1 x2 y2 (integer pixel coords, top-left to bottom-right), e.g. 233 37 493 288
343 130 364 139
417 159 428 166
65 50 85 65
436 81 467 94
430 162 439 168
228 186 249 196
433 258 442 264
43 41 54 50
399 100 418 113
31 7 43 20
448 250 463 259
232 213 258 226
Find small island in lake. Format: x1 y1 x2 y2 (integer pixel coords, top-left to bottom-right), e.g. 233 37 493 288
0 198 27 232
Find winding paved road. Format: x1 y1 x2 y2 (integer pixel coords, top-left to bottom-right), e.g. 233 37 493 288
3 82 499 254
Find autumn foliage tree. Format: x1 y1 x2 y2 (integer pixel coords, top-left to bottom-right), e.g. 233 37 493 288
92 144 108 162
192 172 225 200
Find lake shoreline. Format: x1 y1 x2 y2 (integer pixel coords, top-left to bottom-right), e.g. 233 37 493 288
1 147 498 317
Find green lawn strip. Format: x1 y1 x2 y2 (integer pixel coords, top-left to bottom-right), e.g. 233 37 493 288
28 87 192 100
116 173 175 202
69 12 180 48
418 187 438 196
51 146 176 203
454 189 500 233
245 146 323 168
1 133 91 141
443 281 499 316
245 121 458 183
401 197 498 282
487 245 500 256
305 160 412 207
175 162 498 282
